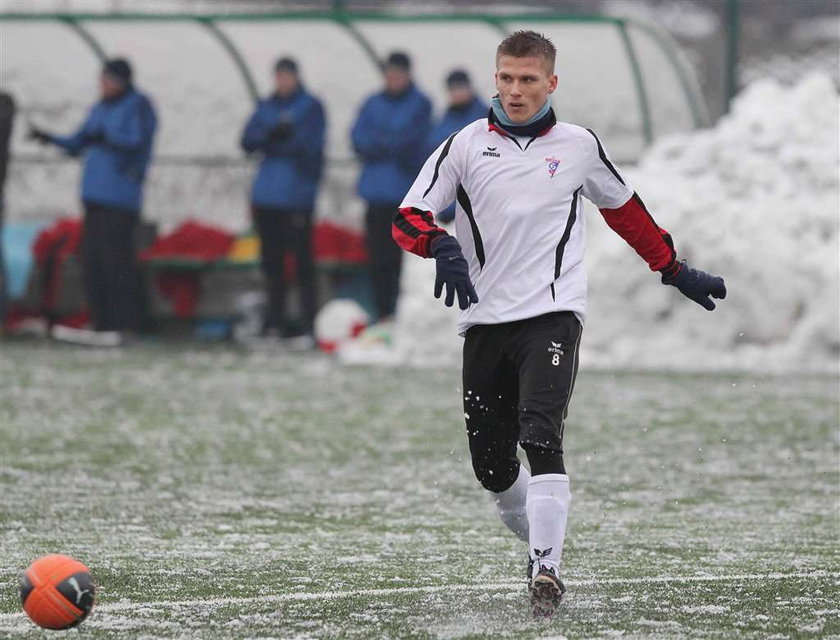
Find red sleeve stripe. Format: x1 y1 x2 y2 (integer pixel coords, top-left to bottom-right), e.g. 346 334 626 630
599 192 676 272
392 207 447 258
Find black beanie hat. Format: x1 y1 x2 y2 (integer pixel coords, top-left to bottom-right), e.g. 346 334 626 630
103 58 132 85
385 51 411 71
274 57 299 74
446 69 471 88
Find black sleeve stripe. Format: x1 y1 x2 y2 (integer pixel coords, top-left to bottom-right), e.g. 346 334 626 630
585 128 625 186
422 131 459 198
456 184 485 269
554 186 582 280
393 211 422 238
393 207 447 240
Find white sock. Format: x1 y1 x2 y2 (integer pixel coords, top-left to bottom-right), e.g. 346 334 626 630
526 474 571 577
489 464 530 542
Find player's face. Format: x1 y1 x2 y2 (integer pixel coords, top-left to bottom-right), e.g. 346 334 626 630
274 70 299 98
384 67 411 95
495 55 557 124
448 84 473 107
99 74 124 100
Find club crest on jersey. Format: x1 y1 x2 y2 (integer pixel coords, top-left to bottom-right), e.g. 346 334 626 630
545 156 561 178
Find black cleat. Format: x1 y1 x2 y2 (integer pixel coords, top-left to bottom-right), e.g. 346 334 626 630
529 566 566 619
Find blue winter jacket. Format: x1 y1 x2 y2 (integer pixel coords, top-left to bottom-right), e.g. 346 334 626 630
351 84 432 204
51 88 157 212
241 88 326 211
426 96 488 222
427 96 488 153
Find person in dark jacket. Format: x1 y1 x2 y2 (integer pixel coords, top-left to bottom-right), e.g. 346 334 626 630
29 58 157 345
0 91 15 324
241 57 326 342
427 69 488 223
351 51 432 322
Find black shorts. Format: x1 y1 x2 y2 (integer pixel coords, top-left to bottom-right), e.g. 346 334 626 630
462 311 582 460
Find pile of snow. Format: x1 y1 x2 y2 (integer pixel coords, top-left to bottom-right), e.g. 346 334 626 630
340 73 839 373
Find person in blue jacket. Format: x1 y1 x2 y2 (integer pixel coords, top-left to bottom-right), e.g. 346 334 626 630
29 58 157 343
427 69 488 223
241 57 326 342
351 51 431 322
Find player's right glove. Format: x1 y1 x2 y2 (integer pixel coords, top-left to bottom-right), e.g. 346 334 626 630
661 259 726 310
431 235 478 310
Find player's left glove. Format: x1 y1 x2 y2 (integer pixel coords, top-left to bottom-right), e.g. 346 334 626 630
431 235 478 310
661 259 727 311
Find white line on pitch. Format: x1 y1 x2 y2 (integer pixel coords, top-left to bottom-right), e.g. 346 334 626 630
1 571 836 620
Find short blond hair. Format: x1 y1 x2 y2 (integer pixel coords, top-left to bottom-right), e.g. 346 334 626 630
496 30 556 74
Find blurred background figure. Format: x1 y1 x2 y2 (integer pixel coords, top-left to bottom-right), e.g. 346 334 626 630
0 90 15 326
427 69 488 223
241 57 326 347
351 51 431 323
28 58 157 346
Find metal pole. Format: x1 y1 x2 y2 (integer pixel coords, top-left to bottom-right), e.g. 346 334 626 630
724 0 740 112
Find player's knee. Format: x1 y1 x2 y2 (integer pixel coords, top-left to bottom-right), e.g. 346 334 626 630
521 442 565 476
471 455 520 493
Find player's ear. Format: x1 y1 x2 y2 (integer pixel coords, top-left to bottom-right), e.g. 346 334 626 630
548 74 558 94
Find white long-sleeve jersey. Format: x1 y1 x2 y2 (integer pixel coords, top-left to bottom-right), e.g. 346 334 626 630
394 116 676 336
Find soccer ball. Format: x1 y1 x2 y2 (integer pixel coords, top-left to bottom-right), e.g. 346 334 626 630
20 554 96 630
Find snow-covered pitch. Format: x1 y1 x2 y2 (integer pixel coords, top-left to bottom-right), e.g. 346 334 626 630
0 343 837 637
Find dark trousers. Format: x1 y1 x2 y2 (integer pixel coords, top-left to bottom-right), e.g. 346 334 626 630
82 202 142 332
462 311 582 493
365 202 403 320
253 207 317 335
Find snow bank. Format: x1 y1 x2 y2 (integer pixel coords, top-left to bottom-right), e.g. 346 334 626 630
342 73 840 373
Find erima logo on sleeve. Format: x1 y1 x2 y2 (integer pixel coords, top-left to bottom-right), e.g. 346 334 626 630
483 146 500 157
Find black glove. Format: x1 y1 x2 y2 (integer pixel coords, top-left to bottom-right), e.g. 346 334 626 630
28 126 51 145
662 259 727 310
431 236 478 310
270 120 294 140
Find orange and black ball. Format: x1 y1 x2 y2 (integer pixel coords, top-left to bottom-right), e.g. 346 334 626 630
20 555 96 630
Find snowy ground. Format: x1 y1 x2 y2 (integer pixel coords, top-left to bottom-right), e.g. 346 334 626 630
1 342 837 638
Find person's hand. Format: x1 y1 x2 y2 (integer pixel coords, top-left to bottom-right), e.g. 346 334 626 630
661 259 726 310
28 126 51 145
85 131 106 145
270 120 293 140
431 236 478 310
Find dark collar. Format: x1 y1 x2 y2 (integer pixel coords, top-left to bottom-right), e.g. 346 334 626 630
448 96 478 114
102 86 132 104
384 82 414 101
273 86 304 103
487 105 556 138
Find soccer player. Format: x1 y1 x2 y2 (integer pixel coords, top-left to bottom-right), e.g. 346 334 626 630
393 31 726 618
